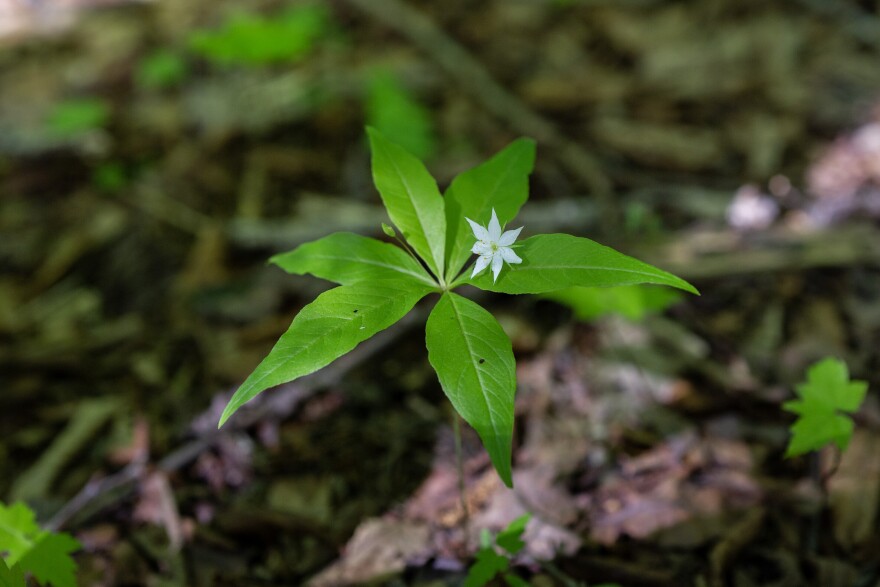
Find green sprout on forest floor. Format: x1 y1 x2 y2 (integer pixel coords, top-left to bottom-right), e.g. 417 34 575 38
217 128 696 487
465 514 531 587
0 501 81 587
188 5 330 66
783 357 867 458
465 514 623 587
46 99 109 139
136 50 188 89
366 69 436 160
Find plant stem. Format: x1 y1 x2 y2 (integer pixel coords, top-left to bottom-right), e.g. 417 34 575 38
453 412 470 532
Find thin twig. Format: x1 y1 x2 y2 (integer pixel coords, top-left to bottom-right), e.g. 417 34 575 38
453 412 470 532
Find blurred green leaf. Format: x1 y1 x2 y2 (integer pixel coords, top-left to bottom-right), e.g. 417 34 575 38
0 503 41 566
0 502 80 587
189 5 329 66
137 50 188 89
47 99 109 137
544 284 682 321
495 514 530 554
92 163 127 192
366 70 436 160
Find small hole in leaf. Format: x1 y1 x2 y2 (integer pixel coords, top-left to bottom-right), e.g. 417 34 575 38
479 358 485 364
353 309 358 313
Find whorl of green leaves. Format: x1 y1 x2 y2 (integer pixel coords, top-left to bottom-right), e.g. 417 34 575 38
219 128 696 487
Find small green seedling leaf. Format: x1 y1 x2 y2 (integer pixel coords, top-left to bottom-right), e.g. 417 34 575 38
381 223 396 238
47 99 109 138
544 284 681 321
220 280 432 425
783 358 868 457
270 232 436 287
426 293 516 487
462 233 697 295
367 127 447 280
464 548 509 587
0 502 42 566
502 574 531 587
445 138 535 280
189 5 329 66
495 514 530 555
18 534 81 587
465 515 532 587
0 560 25 587
0 501 80 587
367 70 436 160
137 50 188 89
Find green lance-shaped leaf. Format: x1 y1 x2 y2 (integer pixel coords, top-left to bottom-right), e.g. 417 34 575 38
271 232 436 287
461 234 698 295
444 138 535 280
220 280 433 426
367 127 447 280
425 292 516 487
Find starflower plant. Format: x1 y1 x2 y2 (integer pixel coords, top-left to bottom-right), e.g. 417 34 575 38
218 128 697 487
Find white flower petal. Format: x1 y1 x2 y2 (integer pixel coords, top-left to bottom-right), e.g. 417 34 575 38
497 226 523 247
466 217 490 242
472 241 493 256
472 254 491 277
488 209 502 242
491 253 504 282
500 247 522 264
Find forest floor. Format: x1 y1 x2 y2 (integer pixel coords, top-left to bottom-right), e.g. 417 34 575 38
2 0 880 585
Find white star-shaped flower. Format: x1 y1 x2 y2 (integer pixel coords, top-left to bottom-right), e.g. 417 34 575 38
465 208 523 283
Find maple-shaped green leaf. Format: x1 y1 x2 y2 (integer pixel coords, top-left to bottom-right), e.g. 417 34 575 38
18 533 80 587
270 232 436 287
464 547 509 587
0 503 41 567
0 502 80 587
495 514 530 555
783 358 868 457
0 559 25 587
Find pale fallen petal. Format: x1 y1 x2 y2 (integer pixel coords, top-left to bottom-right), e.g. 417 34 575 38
491 253 504 282
500 247 522 264
472 254 491 277
466 217 490 242
488 209 502 242
498 226 523 247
